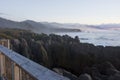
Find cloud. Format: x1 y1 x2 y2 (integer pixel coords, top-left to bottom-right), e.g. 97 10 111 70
0 13 4 15
0 13 8 15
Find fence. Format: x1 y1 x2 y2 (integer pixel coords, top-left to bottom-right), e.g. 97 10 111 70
0 39 69 80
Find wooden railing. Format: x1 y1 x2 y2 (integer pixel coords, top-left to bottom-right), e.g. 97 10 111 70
0 39 69 80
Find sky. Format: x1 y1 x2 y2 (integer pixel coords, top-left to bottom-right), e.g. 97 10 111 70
0 0 120 25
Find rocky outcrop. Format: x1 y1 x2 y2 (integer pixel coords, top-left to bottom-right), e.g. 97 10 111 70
10 33 120 80
78 74 92 80
84 62 120 80
53 68 78 80
108 73 120 80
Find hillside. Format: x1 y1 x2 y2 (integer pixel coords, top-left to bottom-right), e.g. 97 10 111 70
1 17 120 34
0 17 81 34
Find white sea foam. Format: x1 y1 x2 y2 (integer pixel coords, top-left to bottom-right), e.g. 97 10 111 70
56 30 120 46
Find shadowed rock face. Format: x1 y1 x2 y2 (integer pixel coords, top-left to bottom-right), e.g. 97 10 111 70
108 73 120 80
11 35 120 80
78 74 92 80
53 68 78 80
1 29 120 80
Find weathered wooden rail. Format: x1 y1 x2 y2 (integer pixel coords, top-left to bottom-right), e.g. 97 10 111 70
0 39 69 80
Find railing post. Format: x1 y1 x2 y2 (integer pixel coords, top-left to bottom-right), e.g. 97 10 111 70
14 64 20 80
11 62 15 80
7 40 10 49
0 52 2 79
0 52 5 79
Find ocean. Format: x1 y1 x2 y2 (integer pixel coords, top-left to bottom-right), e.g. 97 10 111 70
55 30 120 47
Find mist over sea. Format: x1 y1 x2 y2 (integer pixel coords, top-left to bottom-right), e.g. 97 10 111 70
56 30 120 46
